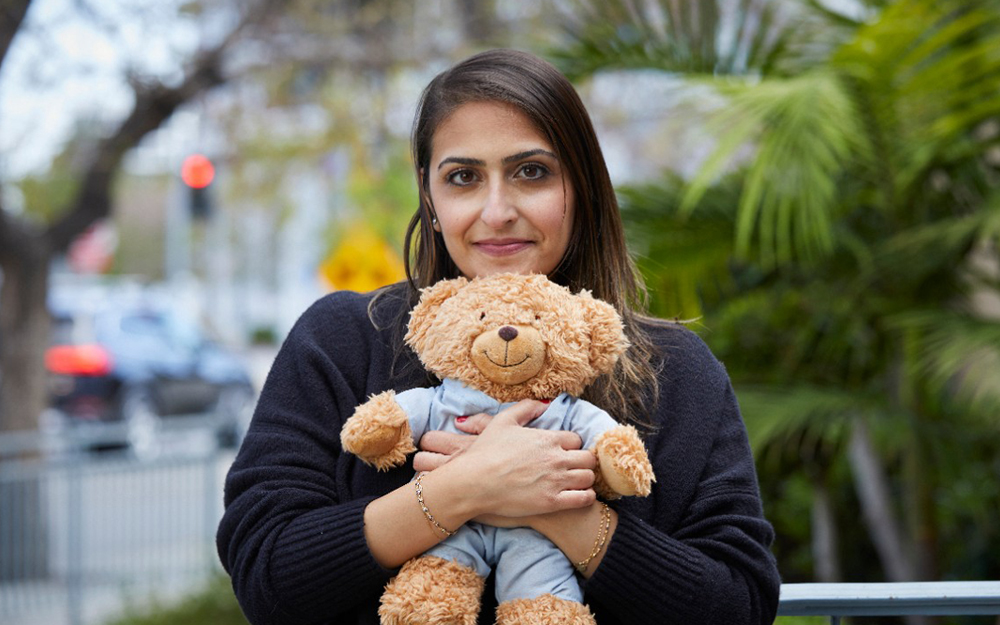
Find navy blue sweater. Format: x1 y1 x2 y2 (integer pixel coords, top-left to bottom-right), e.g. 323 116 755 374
217 285 780 624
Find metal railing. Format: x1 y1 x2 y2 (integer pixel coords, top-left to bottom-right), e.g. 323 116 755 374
779 582 1000 624
0 427 232 625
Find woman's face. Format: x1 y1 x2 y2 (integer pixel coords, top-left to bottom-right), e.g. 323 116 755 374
426 100 575 279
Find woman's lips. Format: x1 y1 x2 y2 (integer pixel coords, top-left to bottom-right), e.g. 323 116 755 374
474 240 532 256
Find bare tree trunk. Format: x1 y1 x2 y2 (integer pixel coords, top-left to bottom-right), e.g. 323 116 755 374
904 433 941 581
0 231 51 437
848 418 936 625
848 418 914 581
0 0 33 65
0 226 51 581
811 476 841 582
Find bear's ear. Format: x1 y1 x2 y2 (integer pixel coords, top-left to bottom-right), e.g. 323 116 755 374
405 277 468 353
579 290 629 375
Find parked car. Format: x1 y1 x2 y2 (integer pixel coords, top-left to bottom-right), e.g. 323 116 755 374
44 286 255 457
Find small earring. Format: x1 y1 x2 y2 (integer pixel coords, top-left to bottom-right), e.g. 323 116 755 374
431 217 438 226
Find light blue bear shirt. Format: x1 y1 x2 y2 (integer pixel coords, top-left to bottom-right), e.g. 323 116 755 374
395 377 620 604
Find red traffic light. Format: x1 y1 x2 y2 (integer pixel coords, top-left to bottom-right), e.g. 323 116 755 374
181 154 215 189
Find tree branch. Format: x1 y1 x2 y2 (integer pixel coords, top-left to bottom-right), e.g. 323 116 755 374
0 0 33 69
43 0 283 252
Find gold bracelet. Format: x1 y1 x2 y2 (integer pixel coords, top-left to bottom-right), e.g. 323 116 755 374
575 502 611 574
414 472 456 538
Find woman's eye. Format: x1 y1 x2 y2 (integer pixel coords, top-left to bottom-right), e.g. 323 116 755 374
447 170 476 186
517 163 548 180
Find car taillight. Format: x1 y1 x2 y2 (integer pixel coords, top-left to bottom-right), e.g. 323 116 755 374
45 345 113 376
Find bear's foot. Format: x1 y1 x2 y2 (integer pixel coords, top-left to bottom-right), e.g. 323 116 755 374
379 555 484 625
595 424 655 497
495 594 596 625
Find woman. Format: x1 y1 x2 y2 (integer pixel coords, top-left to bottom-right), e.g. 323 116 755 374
217 48 780 625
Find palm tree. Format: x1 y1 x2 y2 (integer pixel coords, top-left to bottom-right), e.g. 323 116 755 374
553 0 1000 589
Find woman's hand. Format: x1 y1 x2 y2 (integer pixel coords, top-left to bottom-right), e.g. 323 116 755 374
419 400 598 520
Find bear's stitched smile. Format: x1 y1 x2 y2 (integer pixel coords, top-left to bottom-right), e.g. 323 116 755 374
482 350 531 368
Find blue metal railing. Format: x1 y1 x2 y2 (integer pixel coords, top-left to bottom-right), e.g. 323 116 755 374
780 582 1000 624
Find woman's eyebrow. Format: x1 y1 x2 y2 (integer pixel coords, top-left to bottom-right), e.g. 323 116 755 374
502 148 556 164
437 156 485 170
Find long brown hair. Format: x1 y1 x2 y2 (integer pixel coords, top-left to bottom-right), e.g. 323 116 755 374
390 48 660 427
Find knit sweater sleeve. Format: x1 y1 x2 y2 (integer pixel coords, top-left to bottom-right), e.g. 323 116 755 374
583 326 781 625
216 291 406 625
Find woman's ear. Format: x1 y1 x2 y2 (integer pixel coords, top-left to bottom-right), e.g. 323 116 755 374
405 277 468 352
419 168 441 232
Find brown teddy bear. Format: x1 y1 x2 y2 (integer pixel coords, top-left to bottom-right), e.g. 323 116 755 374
341 273 655 625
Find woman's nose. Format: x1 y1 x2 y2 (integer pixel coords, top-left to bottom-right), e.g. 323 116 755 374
480 181 517 227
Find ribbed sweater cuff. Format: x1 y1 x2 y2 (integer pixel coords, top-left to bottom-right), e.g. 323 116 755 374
585 510 707 620
269 496 393 618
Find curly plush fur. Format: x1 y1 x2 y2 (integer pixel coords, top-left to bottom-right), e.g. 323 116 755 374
404 274 629 402
594 424 655 497
379 556 485 625
495 593 597 625
340 390 415 471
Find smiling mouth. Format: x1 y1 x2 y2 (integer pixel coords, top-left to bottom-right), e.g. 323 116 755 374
482 351 530 368
474 241 532 256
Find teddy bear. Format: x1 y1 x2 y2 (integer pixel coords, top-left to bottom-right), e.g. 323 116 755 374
340 273 655 625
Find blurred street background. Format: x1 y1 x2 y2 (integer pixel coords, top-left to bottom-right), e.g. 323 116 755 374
2 1 1000 624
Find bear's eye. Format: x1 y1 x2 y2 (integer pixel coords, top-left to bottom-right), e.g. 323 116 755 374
534 314 541 321
479 312 486 320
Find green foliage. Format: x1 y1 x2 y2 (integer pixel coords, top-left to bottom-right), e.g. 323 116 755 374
550 0 795 80
681 70 867 266
16 173 79 222
562 0 1000 586
774 616 830 625
104 575 247 625
344 141 419 250
619 174 736 318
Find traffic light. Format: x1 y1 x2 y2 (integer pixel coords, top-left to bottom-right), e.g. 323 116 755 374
181 154 215 219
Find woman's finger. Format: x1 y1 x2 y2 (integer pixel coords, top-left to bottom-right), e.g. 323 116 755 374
550 488 597 511
492 399 550 427
562 468 597 491
419 430 473 455
413 451 450 472
454 413 492 435
563 449 598 470
552 430 584 451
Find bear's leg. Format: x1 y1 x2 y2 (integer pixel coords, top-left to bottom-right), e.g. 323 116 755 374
492 527 595 624
496 594 597 625
378 555 484 625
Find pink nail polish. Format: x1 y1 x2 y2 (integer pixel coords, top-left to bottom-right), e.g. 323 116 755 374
456 416 468 423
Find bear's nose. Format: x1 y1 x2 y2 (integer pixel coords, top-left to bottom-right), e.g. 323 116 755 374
498 326 518 342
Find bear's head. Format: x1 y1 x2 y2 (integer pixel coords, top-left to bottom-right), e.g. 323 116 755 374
405 273 629 402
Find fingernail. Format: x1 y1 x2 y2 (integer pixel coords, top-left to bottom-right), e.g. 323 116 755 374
456 416 468 423
540 399 551 404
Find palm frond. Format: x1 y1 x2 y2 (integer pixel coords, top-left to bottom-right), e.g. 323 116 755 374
867 200 1000 292
680 70 867 267
619 177 736 317
798 0 870 27
888 309 1000 421
737 383 878 470
832 0 1000 200
549 0 796 80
